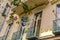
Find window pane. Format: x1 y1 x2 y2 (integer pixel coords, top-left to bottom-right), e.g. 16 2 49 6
57 5 60 27
57 7 60 19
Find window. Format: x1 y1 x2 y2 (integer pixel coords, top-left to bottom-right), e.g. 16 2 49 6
57 4 60 19
56 4 60 27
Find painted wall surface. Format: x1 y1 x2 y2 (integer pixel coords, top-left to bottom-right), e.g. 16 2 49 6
39 1 60 38
39 4 55 37
6 14 21 40
1 1 60 40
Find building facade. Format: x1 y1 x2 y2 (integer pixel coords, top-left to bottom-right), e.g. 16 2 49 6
0 0 60 40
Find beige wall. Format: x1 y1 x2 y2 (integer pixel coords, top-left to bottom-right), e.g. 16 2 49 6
0 10 21 40
1 1 60 40
39 1 60 38
6 14 21 40
39 4 55 37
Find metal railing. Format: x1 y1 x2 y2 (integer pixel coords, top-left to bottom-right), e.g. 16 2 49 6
26 27 34 38
26 25 40 39
0 35 6 40
11 32 18 40
11 26 24 40
11 31 22 40
53 19 60 33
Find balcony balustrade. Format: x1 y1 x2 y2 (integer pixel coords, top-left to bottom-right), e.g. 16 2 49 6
53 19 60 35
26 26 40 40
11 31 23 40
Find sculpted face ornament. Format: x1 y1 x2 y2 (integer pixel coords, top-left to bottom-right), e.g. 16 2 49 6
18 16 28 40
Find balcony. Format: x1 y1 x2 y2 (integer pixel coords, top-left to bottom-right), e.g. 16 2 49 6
11 32 18 40
26 26 40 40
53 19 60 36
0 35 6 40
11 31 23 40
11 31 20 40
